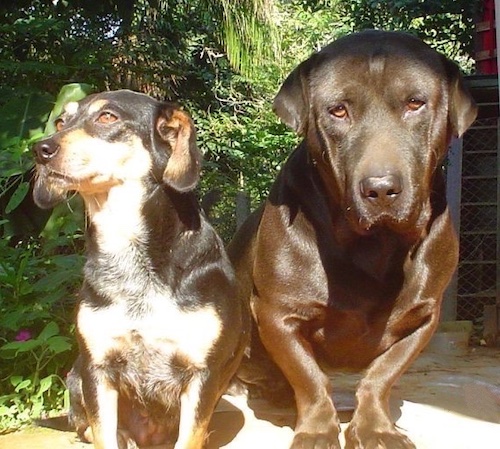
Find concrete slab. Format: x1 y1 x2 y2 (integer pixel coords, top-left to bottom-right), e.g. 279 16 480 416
0 348 499 449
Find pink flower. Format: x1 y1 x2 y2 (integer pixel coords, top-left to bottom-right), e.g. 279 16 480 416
15 329 32 342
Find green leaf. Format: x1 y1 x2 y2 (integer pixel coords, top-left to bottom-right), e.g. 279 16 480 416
14 378 31 393
37 376 54 395
44 83 94 136
0 92 54 144
10 376 23 388
46 336 72 354
0 339 40 355
38 321 59 342
5 181 29 214
63 388 70 410
33 264 81 293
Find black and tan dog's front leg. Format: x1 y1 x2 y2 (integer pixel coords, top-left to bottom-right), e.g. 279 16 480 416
255 298 342 449
80 366 125 449
345 211 459 449
175 371 230 449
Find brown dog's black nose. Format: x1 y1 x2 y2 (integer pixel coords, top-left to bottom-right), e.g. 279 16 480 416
33 140 59 164
360 174 402 205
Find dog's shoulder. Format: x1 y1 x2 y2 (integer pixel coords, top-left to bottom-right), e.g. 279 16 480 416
265 143 336 236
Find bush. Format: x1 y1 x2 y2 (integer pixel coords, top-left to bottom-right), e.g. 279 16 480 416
0 85 88 433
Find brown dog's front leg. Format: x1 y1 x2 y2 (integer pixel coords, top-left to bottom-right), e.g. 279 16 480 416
345 210 458 449
255 299 341 449
344 326 429 449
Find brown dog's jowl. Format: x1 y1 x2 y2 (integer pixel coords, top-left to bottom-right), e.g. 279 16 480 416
33 90 250 449
229 30 477 449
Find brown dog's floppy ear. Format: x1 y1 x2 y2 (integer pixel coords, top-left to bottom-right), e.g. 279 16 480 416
156 107 201 192
445 58 478 137
273 58 312 136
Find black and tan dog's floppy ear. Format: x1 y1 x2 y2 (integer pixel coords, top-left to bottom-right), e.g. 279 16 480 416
273 58 314 136
156 106 201 192
444 58 478 137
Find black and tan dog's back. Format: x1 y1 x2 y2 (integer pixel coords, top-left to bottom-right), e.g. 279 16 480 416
33 90 249 449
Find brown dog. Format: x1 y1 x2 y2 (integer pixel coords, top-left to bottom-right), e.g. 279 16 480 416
228 31 477 449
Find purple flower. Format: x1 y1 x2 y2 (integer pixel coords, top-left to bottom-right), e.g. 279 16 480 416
15 329 32 342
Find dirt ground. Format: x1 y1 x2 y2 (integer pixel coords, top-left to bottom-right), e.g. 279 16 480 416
1 347 499 449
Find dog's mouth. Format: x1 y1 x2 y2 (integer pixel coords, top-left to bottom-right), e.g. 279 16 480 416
41 168 80 184
33 166 80 209
346 200 430 238
353 213 412 235
33 166 114 209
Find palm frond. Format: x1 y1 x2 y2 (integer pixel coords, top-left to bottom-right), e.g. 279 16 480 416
213 0 280 78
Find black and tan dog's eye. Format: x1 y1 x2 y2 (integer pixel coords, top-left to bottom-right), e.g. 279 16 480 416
55 118 65 131
328 104 348 119
406 97 425 111
98 111 118 124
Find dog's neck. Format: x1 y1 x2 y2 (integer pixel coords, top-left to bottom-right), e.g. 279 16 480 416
82 181 149 255
80 180 202 306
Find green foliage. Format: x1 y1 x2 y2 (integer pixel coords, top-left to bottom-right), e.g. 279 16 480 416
337 0 481 72
0 322 72 434
196 101 297 240
0 84 88 432
215 0 280 78
0 233 82 432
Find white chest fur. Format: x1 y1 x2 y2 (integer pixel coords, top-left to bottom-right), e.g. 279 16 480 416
77 298 222 368
79 181 223 369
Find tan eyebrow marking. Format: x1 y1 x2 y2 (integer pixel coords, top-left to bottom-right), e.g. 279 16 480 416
88 99 109 115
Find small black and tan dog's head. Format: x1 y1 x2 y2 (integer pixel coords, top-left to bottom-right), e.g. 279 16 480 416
33 90 201 209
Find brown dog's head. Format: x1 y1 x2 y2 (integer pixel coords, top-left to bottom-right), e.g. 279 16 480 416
274 30 477 235
32 90 201 209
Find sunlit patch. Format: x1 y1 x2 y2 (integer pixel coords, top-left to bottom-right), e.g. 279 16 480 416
64 101 79 116
56 131 152 189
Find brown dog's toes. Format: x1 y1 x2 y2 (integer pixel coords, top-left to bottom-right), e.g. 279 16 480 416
344 425 416 449
290 432 341 449
117 429 139 449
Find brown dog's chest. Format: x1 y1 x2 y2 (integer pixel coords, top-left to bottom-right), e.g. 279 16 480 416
254 210 418 370
309 306 397 370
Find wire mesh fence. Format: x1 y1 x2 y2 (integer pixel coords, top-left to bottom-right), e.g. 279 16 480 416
457 117 498 331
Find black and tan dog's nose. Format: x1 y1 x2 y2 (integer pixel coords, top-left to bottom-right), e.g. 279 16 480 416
33 140 60 164
360 174 402 205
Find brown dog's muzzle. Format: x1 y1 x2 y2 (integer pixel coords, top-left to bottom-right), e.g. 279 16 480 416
349 167 421 234
359 173 403 207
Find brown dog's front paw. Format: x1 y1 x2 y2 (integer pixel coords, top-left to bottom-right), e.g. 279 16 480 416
290 431 341 449
344 424 416 449
117 429 139 449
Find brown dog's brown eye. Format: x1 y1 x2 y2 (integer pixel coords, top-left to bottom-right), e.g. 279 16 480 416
55 118 64 131
329 104 348 119
98 111 118 124
407 98 425 111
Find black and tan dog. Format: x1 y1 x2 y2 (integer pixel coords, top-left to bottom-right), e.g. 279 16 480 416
228 31 477 449
33 90 249 449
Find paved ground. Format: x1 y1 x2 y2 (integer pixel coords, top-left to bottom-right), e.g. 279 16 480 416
1 347 499 449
